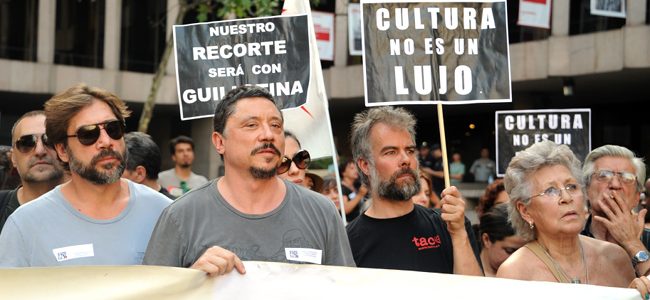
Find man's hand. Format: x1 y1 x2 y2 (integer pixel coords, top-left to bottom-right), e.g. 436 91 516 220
190 246 246 276
440 186 466 236
593 190 647 251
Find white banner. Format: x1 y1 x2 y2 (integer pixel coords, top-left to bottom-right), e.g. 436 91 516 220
517 0 552 29
0 262 641 299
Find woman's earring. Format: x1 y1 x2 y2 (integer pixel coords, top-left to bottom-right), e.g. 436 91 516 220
529 221 535 229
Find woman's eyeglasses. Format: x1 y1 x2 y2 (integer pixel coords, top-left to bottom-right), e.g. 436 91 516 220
277 150 310 175
14 134 53 153
525 184 581 202
67 120 126 146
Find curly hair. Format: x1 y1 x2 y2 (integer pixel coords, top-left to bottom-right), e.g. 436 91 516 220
504 141 584 241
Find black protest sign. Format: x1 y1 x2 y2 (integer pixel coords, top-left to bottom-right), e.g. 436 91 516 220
361 0 511 106
174 15 310 120
495 109 591 176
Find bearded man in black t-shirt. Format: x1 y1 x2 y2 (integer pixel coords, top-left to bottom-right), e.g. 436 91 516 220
346 106 482 275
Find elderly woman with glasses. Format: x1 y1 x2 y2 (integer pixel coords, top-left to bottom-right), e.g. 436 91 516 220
497 141 635 289
277 131 311 187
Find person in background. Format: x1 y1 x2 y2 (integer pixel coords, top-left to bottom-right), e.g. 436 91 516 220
0 145 21 190
470 148 496 183
1 111 66 230
278 131 311 187
304 172 324 193
418 141 434 170
476 179 509 218
338 159 368 221
321 175 341 210
411 171 440 209
122 132 175 199
422 144 445 198
478 203 525 277
449 152 465 186
158 135 208 197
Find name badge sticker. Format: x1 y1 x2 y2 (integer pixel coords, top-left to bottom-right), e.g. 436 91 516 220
52 244 94 262
285 248 322 264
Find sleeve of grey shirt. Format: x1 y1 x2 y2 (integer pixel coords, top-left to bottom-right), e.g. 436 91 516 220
143 208 186 267
0 217 28 267
323 203 356 267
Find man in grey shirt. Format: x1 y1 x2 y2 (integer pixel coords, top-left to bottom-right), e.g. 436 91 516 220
144 86 354 275
0 83 171 266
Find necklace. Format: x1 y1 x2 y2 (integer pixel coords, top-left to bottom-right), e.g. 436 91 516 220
539 239 588 284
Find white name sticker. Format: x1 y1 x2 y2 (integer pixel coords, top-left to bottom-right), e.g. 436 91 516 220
285 248 322 264
52 244 94 262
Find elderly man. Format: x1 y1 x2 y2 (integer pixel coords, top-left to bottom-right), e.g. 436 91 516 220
0 84 171 266
144 86 354 275
0 111 65 230
581 144 650 277
345 106 481 275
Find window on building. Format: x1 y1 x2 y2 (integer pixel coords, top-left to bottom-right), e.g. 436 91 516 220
120 0 167 73
54 0 105 68
507 0 551 44
569 0 625 35
0 0 38 61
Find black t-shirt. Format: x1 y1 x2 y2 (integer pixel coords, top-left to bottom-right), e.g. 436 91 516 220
346 204 480 273
0 187 20 231
342 185 362 221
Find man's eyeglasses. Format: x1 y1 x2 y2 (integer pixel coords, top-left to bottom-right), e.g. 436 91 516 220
593 169 637 185
14 134 53 153
277 150 310 175
67 120 126 146
525 184 581 202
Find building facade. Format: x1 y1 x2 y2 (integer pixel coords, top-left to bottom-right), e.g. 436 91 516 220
1 0 649 179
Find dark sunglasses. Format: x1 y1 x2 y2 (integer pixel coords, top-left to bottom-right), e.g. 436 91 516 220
67 120 126 146
14 134 53 153
277 150 311 175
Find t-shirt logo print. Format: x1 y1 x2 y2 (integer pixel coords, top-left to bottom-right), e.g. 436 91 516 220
411 235 441 250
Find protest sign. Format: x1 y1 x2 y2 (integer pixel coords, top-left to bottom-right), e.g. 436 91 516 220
361 0 511 106
312 11 335 61
173 15 310 120
495 109 591 176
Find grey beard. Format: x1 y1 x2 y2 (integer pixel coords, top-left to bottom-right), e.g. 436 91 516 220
249 166 277 179
372 167 421 201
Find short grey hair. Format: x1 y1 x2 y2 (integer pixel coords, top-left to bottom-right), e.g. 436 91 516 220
504 141 584 241
582 145 646 192
350 107 417 186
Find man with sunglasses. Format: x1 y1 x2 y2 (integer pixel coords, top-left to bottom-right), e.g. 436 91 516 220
0 111 65 231
581 144 650 277
0 84 171 267
144 86 354 275
346 107 482 275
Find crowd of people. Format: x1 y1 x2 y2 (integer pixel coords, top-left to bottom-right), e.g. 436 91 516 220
0 83 649 298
